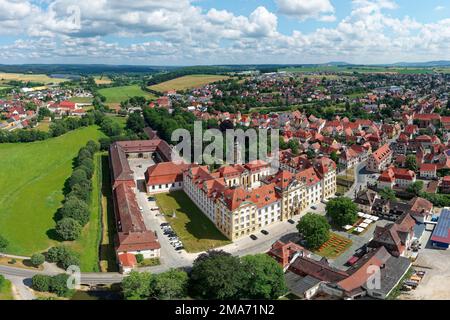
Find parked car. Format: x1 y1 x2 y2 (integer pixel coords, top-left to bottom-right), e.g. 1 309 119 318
148 197 155 201
160 223 169 227
250 234 258 241
287 219 295 224
175 246 184 251
346 256 360 266
261 230 269 235
311 206 317 210
139 206 143 211
150 207 159 211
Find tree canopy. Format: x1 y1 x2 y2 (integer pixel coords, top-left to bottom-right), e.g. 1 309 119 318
297 213 330 249
326 197 358 227
241 254 287 299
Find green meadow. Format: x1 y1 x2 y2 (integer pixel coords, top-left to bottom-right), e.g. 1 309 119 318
0 126 105 271
98 84 157 104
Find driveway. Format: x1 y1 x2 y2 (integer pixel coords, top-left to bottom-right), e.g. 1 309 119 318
4 276 35 300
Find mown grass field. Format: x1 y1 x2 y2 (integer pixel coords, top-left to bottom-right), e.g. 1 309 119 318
149 74 230 92
0 278 13 300
0 126 105 265
98 85 157 103
0 72 67 84
155 191 231 252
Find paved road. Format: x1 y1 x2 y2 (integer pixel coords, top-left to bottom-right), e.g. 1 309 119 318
0 265 124 285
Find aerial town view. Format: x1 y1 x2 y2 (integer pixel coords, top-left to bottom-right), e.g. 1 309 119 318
0 0 449 313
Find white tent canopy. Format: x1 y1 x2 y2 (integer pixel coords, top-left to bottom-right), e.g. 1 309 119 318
355 227 364 233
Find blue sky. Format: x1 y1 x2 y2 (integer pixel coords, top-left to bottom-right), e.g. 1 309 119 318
0 0 449 65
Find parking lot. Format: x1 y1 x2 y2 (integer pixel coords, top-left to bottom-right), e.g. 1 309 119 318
400 228 450 300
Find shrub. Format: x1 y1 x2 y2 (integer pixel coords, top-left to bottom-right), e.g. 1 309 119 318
32 275 51 292
56 218 82 241
46 246 80 270
0 234 8 251
50 274 73 297
30 253 45 267
135 254 144 264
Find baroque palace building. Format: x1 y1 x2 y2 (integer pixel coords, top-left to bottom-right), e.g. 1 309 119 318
146 150 337 240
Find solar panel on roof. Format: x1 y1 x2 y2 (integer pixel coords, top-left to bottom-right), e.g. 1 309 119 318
432 209 450 238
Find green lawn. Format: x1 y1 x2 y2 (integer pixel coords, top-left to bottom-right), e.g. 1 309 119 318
0 278 13 300
98 85 157 103
155 191 231 252
0 126 106 258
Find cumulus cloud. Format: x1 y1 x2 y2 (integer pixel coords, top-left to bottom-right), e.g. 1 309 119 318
0 0 449 65
276 0 335 21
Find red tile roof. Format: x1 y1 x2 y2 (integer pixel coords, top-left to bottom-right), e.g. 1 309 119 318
117 231 161 252
118 253 137 268
145 162 190 186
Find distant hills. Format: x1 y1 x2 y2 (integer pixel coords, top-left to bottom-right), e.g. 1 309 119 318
0 60 449 76
327 61 450 67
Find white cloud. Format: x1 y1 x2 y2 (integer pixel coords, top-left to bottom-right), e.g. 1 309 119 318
434 6 445 11
0 0 449 65
276 0 335 21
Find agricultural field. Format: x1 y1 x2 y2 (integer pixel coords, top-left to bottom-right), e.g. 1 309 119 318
155 191 231 252
0 126 105 264
94 75 112 85
148 74 230 92
0 72 68 84
98 85 157 104
68 96 93 104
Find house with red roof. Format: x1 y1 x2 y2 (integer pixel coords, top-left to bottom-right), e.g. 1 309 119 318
367 144 392 172
377 166 416 189
419 163 437 179
413 113 441 128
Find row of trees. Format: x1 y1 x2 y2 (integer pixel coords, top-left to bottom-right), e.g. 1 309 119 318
55 140 99 241
122 251 287 300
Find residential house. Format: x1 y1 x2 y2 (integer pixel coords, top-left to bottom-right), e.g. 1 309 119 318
367 144 392 172
419 163 437 179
